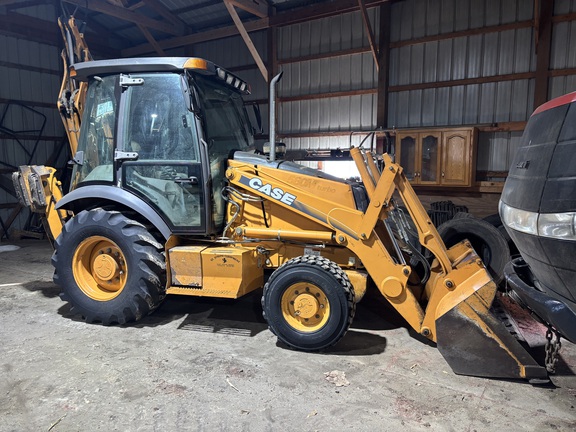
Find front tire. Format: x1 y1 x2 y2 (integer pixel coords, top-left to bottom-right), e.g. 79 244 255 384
262 256 355 351
52 208 166 324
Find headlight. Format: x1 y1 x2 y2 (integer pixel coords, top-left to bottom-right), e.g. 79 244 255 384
499 201 538 235
500 201 576 240
538 212 576 240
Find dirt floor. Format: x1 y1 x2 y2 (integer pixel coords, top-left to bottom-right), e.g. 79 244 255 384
1 240 575 431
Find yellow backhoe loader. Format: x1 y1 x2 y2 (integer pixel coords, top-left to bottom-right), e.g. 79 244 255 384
12 17 549 382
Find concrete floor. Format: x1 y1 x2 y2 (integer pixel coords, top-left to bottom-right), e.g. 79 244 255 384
1 240 575 431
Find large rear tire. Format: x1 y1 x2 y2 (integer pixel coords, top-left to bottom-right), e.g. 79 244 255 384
262 255 355 351
52 208 166 324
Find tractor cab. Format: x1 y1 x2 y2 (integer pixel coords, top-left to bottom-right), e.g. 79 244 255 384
68 57 254 236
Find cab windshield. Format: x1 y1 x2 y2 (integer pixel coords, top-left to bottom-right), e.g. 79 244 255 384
193 74 253 156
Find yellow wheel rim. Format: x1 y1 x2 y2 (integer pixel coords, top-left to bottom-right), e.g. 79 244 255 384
281 282 330 332
72 236 128 301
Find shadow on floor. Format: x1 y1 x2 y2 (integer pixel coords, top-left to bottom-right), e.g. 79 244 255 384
22 280 60 298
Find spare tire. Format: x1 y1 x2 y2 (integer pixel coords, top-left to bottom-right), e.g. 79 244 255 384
436 217 510 286
483 213 519 256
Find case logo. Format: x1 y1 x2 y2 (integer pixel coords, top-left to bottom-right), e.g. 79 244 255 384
248 177 296 206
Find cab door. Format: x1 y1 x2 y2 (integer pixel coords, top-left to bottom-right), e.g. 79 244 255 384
118 72 210 234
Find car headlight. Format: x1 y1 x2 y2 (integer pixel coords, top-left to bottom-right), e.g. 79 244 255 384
499 201 538 235
538 212 576 240
500 201 576 240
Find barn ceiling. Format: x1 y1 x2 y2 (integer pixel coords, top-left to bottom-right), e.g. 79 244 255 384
0 0 387 57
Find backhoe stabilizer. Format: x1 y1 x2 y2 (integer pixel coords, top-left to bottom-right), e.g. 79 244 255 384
427 242 548 381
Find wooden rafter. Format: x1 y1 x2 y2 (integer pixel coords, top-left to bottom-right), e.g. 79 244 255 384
123 0 389 56
223 0 268 81
137 23 166 55
0 12 119 56
142 0 188 34
62 0 184 36
534 0 553 109
227 0 268 18
357 0 379 71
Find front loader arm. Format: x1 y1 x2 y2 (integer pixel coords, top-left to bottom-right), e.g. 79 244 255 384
227 149 548 380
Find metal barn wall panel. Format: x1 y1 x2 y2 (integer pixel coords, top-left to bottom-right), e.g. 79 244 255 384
0 32 66 235
276 8 380 151
278 9 378 60
385 0 549 174
477 131 524 172
193 31 268 69
391 0 531 42
279 94 377 134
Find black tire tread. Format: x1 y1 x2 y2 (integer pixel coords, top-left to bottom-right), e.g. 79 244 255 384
262 255 355 351
53 208 166 325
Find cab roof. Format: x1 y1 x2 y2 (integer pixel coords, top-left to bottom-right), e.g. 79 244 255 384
72 57 217 82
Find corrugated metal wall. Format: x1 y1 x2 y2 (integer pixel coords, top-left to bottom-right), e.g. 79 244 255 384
388 0 535 128
273 0 576 174
277 9 379 152
0 4 68 235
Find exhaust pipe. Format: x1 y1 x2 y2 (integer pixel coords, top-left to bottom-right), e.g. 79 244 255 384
268 71 283 162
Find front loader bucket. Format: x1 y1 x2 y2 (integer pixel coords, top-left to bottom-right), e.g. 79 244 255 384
424 241 548 382
436 283 548 381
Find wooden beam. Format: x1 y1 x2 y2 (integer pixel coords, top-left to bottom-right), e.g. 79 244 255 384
0 97 55 109
0 133 63 141
62 0 183 36
388 72 535 93
123 17 269 56
269 0 390 28
376 2 391 128
0 204 23 239
137 23 166 56
142 0 188 34
4 0 52 9
228 0 268 18
476 122 527 132
0 60 59 76
128 1 146 11
278 47 371 65
0 12 119 56
390 21 533 49
224 0 268 81
279 88 377 103
357 0 379 70
534 0 554 109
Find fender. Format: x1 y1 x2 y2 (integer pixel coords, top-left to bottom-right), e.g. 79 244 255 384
56 185 171 240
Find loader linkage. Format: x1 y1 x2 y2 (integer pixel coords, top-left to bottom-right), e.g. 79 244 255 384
226 148 548 381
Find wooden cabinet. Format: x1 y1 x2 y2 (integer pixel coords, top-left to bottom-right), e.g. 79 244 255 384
396 127 476 187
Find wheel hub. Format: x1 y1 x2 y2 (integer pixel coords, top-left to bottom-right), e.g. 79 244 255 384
72 236 128 301
281 283 330 332
93 254 119 281
293 293 318 319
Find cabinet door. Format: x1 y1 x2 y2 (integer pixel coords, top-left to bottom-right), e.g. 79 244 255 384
397 133 418 182
418 132 441 185
441 129 471 186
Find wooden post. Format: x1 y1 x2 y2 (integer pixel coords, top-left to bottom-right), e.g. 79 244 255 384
534 0 554 109
376 2 391 128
